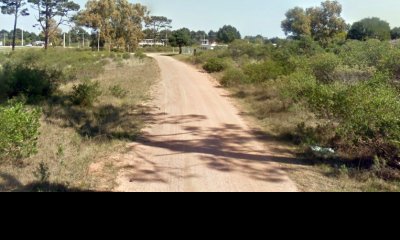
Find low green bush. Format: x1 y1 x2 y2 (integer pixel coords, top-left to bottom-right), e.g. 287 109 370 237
71 80 102 107
309 53 341 83
0 62 62 103
109 84 128 98
221 68 248 86
203 58 226 73
0 101 41 162
122 53 131 60
243 60 286 83
134 50 146 60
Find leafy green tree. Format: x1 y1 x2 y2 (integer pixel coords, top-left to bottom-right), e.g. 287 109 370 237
77 0 148 51
281 7 311 39
28 0 80 49
307 0 347 46
281 1 346 46
68 26 89 45
191 30 207 44
391 27 400 40
217 25 241 43
0 0 29 50
145 16 172 41
208 30 217 42
348 17 391 41
169 28 191 54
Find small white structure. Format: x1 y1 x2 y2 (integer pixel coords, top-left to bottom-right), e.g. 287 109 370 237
200 39 218 50
139 39 165 47
33 41 45 47
0 41 3 46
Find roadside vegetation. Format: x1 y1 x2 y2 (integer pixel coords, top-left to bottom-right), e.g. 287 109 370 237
177 1 400 192
0 49 159 191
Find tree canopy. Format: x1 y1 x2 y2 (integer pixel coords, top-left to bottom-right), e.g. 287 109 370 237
282 0 347 45
169 28 191 54
145 16 172 41
281 7 311 38
28 0 80 49
77 0 148 51
348 17 391 41
216 25 241 44
391 27 400 40
1 0 29 50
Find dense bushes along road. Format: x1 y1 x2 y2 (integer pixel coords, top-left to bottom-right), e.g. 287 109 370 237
186 38 400 187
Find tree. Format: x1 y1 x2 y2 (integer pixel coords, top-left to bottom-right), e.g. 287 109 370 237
348 18 391 41
28 0 80 49
190 30 207 44
68 26 89 45
208 30 217 43
145 16 172 42
77 0 148 51
169 28 191 54
216 25 241 43
281 7 311 39
244 35 266 44
39 19 62 47
391 27 400 40
307 1 347 45
0 0 29 50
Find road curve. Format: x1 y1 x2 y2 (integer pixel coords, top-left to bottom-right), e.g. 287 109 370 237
115 53 298 192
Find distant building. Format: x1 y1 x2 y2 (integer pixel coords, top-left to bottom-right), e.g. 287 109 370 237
0 41 3 46
33 41 45 47
200 39 227 50
139 39 165 47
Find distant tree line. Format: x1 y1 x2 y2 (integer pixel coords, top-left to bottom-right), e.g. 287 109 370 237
281 0 400 45
0 28 40 45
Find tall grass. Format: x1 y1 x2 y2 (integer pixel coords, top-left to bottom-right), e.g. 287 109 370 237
0 49 159 192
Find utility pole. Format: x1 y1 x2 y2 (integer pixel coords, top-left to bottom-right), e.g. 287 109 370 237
63 33 66 48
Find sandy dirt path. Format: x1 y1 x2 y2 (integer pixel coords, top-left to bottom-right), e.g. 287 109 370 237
114 54 298 192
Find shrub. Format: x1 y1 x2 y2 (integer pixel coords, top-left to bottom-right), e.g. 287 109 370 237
221 68 248 86
122 53 131 60
243 60 286 83
379 47 400 79
0 63 62 102
298 73 400 163
134 50 146 60
309 53 341 83
338 40 392 68
109 84 128 98
278 71 317 103
203 58 226 73
333 65 376 84
0 101 41 162
71 80 102 107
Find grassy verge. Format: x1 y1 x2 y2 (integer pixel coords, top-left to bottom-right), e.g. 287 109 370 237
174 53 400 192
0 50 159 192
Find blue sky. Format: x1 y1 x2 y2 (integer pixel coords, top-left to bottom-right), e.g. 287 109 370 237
1 0 400 37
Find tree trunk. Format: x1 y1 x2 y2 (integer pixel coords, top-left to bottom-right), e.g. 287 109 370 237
12 9 18 51
179 45 182 54
44 5 49 50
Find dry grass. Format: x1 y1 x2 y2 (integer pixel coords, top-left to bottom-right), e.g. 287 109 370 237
0 56 159 192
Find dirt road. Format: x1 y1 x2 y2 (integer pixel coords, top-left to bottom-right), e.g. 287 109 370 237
114 54 297 192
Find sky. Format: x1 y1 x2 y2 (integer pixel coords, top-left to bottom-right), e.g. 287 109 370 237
1 0 400 37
